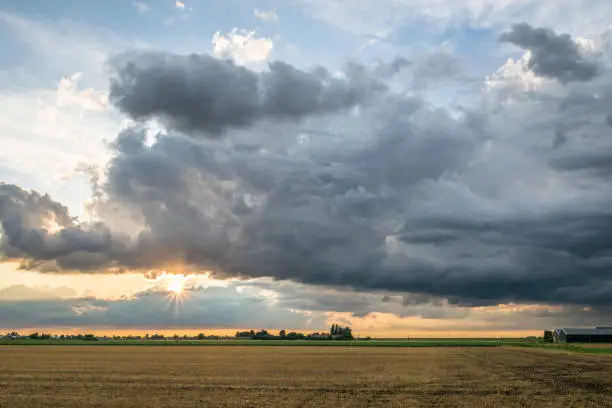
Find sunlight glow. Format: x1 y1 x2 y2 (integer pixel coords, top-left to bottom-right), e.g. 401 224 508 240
43 219 63 234
167 274 186 296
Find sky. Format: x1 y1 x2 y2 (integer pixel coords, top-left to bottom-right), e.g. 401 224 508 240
1 0 612 337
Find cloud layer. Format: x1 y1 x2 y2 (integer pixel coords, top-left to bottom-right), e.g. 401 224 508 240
212 29 274 66
3 24 612 314
109 52 386 136
500 23 599 82
0 284 324 330
2 280 609 331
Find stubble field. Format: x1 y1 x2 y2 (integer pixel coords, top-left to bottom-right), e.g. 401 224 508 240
1 346 611 407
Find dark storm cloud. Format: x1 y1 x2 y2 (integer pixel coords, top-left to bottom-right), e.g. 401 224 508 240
393 211 612 306
4 108 612 308
550 151 612 176
236 282 475 319
109 52 386 136
0 183 130 272
4 34 612 311
500 23 599 82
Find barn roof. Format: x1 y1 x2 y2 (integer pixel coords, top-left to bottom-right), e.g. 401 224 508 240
557 328 612 335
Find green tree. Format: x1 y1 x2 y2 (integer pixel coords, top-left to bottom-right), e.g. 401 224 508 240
197 333 206 340
279 330 287 338
342 327 353 340
544 330 553 343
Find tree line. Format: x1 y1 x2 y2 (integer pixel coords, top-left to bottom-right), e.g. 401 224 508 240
3 323 355 341
3 332 99 341
235 323 354 340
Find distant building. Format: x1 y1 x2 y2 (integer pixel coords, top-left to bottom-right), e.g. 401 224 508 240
553 327 612 343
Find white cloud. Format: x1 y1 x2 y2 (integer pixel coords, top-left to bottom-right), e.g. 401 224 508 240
212 28 274 65
254 8 278 22
57 72 109 111
175 0 185 10
484 51 546 95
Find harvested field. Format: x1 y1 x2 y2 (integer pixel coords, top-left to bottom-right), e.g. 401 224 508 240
1 346 611 407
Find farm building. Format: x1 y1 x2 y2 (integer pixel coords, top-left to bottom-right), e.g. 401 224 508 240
553 328 612 343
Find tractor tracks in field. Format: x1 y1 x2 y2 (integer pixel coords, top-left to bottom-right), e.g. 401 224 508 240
458 347 612 403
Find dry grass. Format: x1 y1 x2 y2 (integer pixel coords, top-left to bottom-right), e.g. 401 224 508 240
1 346 611 407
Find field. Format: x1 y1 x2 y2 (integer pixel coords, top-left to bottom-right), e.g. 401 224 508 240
1 346 612 407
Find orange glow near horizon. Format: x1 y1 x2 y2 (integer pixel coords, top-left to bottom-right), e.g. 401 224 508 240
0 326 542 338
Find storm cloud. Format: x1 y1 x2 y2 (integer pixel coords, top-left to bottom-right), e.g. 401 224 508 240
109 52 387 136
0 183 130 272
3 23 612 311
500 23 599 82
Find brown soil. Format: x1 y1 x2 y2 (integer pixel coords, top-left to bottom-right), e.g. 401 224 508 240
0 346 611 407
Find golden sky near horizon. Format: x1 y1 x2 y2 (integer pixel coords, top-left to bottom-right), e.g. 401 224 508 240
0 262 547 338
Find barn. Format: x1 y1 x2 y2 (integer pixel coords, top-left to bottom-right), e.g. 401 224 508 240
553 328 612 343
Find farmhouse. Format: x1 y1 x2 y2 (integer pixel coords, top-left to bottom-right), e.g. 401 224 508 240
553 327 612 343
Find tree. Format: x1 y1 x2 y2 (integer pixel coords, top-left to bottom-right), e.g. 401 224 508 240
342 327 353 340
29 332 40 339
279 330 286 338
197 333 206 340
544 330 553 343
254 330 272 340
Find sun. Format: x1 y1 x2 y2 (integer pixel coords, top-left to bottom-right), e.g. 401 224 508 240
166 274 186 296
